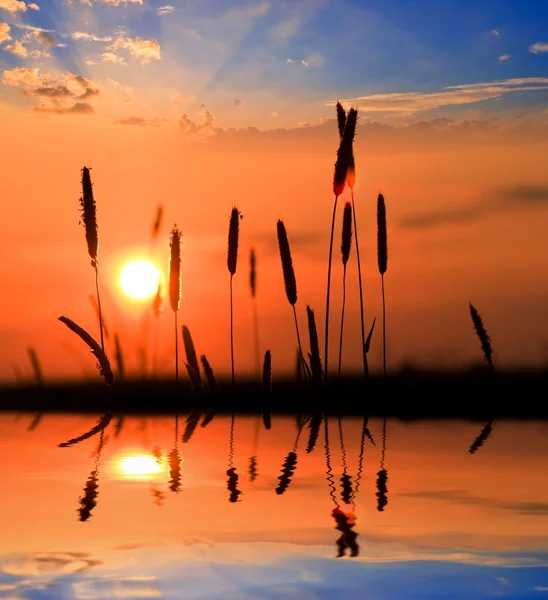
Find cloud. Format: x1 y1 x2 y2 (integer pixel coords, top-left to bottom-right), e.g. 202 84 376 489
3 552 102 576
0 21 10 43
114 116 160 126
94 0 142 4
106 35 161 63
71 31 112 42
179 110 215 138
272 17 300 40
156 4 173 15
23 84 72 97
492 29 500 37
332 77 548 114
101 51 126 64
0 0 39 13
400 489 548 515
2 66 43 86
499 54 510 61
271 111 278 117
33 101 95 114
529 42 548 55
233 98 242 106
4 39 27 56
398 184 548 229
298 120 311 127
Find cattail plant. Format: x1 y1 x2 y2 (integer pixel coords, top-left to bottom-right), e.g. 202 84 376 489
338 417 353 505
169 227 182 381
78 429 105 522
88 294 110 341
182 325 202 387
325 108 358 382
277 220 307 377
80 167 105 352
151 282 164 377
469 303 494 372
275 421 305 495
227 207 241 385
376 417 388 512
226 413 242 503
152 204 164 243
338 101 368 379
306 306 323 386
249 247 261 375
377 193 388 376
338 202 353 377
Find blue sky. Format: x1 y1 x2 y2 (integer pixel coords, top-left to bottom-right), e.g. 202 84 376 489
1 0 547 127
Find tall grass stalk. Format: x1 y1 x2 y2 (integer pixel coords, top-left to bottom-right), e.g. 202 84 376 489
377 194 388 376
249 248 261 375
27 347 43 386
276 220 307 377
227 207 241 385
169 227 182 381
338 202 352 377
325 107 358 382
469 303 494 372
80 167 105 352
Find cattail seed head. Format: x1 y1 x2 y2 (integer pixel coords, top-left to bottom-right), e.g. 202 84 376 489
333 108 358 196
249 247 257 298
169 226 182 313
80 166 99 268
306 305 323 385
276 220 297 306
336 101 346 140
341 202 353 266
262 349 272 396
227 207 240 276
152 204 164 240
469 303 494 371
377 193 388 276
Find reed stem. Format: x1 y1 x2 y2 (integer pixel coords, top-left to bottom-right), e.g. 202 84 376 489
381 274 386 377
337 267 347 378
292 304 307 377
174 312 179 382
351 190 367 377
324 194 339 383
94 265 105 352
230 274 235 385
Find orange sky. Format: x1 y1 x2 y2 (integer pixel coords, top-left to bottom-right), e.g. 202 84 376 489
1 102 548 382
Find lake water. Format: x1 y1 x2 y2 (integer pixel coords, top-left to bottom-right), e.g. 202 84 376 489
0 414 547 599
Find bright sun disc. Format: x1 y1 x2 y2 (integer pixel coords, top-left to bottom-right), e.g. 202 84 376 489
119 455 162 477
120 260 160 299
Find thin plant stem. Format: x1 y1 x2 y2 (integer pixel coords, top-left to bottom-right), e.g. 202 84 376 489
337 266 347 378
381 274 386 377
351 189 367 377
174 311 179 382
94 265 105 352
230 274 235 385
292 304 307 378
324 194 339 383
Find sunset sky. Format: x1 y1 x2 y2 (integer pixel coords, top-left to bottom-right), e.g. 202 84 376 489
1 0 548 381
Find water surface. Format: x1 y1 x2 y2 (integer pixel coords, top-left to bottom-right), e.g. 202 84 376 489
0 414 547 599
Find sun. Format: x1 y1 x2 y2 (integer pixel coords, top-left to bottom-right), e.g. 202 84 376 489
120 260 161 300
119 455 163 479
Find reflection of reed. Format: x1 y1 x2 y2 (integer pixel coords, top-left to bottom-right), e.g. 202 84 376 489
226 413 242 503
114 414 125 438
351 414 369 509
168 414 182 493
324 416 338 507
306 411 323 454
150 487 165 507
78 429 105 522
28 412 43 432
182 409 202 444
376 417 388 512
469 419 494 454
249 417 260 483
338 417 353 505
59 411 114 448
275 423 304 495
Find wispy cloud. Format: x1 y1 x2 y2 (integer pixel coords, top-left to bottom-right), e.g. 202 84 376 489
71 31 112 42
114 116 161 126
0 21 10 43
529 42 548 55
101 51 126 65
398 184 548 229
332 77 548 114
106 35 161 64
156 4 173 16
492 29 500 37
499 54 510 61
0 0 39 13
179 109 215 138
4 39 28 56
